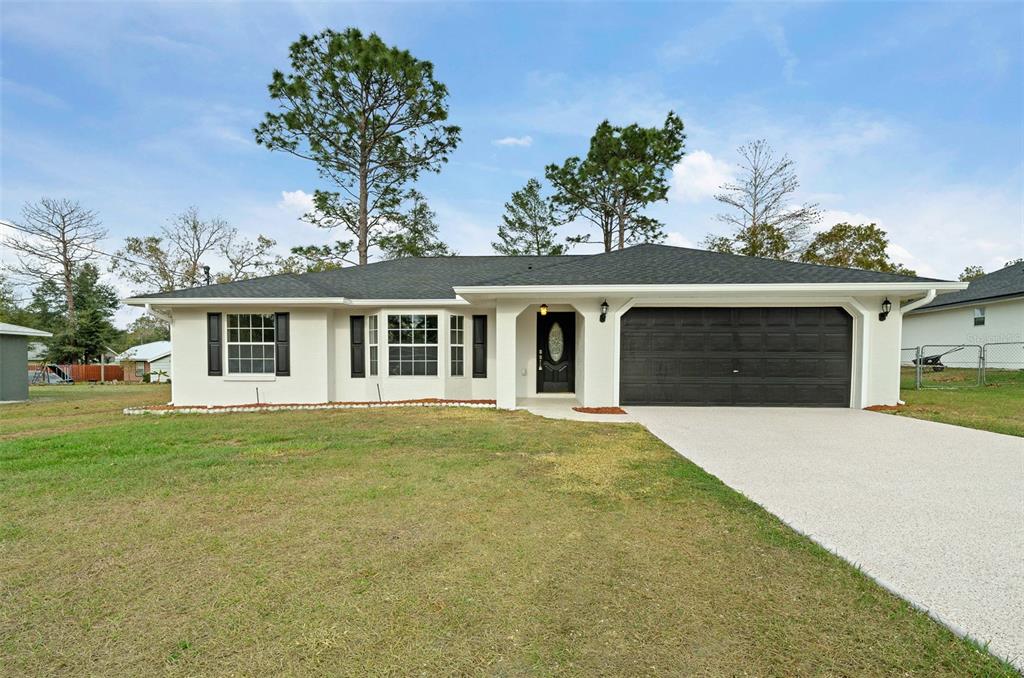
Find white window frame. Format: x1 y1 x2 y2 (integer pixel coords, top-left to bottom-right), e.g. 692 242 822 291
387 314 439 376
368 314 379 377
973 307 985 326
226 313 276 375
450 314 465 377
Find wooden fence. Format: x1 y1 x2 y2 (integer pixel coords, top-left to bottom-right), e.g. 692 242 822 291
29 363 125 382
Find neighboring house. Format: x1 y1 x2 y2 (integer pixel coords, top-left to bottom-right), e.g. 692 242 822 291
119 341 172 382
903 262 1023 367
0 322 53 402
125 244 965 409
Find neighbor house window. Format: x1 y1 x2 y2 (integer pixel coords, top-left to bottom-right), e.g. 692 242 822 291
973 307 985 326
368 315 379 376
226 313 275 374
135 363 145 378
450 315 465 376
387 314 438 375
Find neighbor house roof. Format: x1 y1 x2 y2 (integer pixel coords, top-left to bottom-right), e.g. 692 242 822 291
119 340 171 362
911 261 1024 312
127 244 949 303
0 322 52 338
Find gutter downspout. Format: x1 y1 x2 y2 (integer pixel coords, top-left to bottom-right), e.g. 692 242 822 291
895 289 937 405
144 303 172 323
900 289 937 315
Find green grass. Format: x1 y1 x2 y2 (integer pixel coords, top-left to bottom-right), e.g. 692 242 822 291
0 385 1014 675
895 367 1024 437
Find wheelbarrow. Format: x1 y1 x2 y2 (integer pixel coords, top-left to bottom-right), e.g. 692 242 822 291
912 345 965 372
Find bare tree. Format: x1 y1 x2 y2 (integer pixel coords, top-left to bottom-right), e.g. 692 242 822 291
112 207 233 292
217 233 277 283
706 140 821 260
4 198 107 320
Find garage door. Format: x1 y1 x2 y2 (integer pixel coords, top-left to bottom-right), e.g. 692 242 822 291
620 307 853 407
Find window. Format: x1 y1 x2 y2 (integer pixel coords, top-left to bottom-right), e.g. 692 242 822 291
226 313 276 374
387 314 438 375
450 315 465 376
135 363 145 378
368 315 379 376
974 307 985 326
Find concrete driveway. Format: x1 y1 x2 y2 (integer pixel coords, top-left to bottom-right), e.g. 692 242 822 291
629 407 1024 668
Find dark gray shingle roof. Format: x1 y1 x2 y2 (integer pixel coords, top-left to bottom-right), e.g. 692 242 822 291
914 261 1024 311
478 244 943 286
134 244 944 301
135 256 577 300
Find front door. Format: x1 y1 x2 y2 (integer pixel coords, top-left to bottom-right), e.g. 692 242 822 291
537 311 575 393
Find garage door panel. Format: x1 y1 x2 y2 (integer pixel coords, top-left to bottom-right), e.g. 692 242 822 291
706 333 734 352
794 333 822 351
736 332 763 351
620 307 852 407
764 334 793 351
823 333 852 352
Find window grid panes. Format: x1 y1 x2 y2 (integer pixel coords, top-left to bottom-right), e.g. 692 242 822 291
450 315 465 376
227 313 276 374
368 315 379 376
387 314 438 376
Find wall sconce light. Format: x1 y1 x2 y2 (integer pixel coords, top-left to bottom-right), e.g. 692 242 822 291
539 304 548 316
879 297 892 321
600 299 609 323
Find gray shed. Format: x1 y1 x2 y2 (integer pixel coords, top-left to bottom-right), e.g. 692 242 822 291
0 322 53 402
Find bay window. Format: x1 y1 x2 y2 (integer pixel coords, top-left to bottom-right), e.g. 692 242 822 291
387 314 438 376
450 315 465 376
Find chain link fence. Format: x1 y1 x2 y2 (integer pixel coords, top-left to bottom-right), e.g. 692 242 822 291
901 342 1024 389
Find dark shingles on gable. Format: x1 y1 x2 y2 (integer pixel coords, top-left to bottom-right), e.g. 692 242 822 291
913 261 1024 310
478 244 944 286
134 244 947 301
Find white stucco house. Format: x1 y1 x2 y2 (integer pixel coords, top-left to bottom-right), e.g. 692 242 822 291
125 244 966 410
903 261 1023 359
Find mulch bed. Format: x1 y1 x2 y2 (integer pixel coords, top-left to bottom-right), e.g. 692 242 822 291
864 404 902 412
572 406 629 415
124 398 497 416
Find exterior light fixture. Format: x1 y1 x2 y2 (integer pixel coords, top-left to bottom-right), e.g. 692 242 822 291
539 304 548 316
879 297 892 321
600 299 609 323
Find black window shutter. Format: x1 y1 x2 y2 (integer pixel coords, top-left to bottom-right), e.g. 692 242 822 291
350 315 365 378
275 312 290 376
207 312 222 376
472 314 487 378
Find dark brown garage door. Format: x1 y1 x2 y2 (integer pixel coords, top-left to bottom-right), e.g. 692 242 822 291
620 307 853 407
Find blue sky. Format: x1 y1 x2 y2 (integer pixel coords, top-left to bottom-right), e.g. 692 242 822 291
2 1 1022 323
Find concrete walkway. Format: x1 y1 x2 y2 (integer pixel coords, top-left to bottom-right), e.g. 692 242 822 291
628 407 1024 669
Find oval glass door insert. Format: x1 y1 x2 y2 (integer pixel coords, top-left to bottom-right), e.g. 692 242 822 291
548 322 565 362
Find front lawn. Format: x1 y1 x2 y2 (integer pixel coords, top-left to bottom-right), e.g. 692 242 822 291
895 367 1024 437
0 386 1011 675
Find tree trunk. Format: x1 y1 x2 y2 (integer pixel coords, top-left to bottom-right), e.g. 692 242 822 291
358 166 369 265
62 259 76 321
603 220 612 252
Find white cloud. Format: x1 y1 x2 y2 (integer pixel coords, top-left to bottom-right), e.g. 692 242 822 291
277 189 315 215
493 135 533 147
816 209 878 232
664 231 697 249
669 150 734 203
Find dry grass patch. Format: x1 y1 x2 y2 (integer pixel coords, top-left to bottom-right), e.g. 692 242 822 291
0 386 1013 675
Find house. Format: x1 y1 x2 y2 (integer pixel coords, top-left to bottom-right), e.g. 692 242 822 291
0 322 53 402
119 340 172 382
902 261 1023 368
124 244 966 409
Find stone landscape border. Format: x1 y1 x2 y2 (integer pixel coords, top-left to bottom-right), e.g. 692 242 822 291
124 398 497 415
